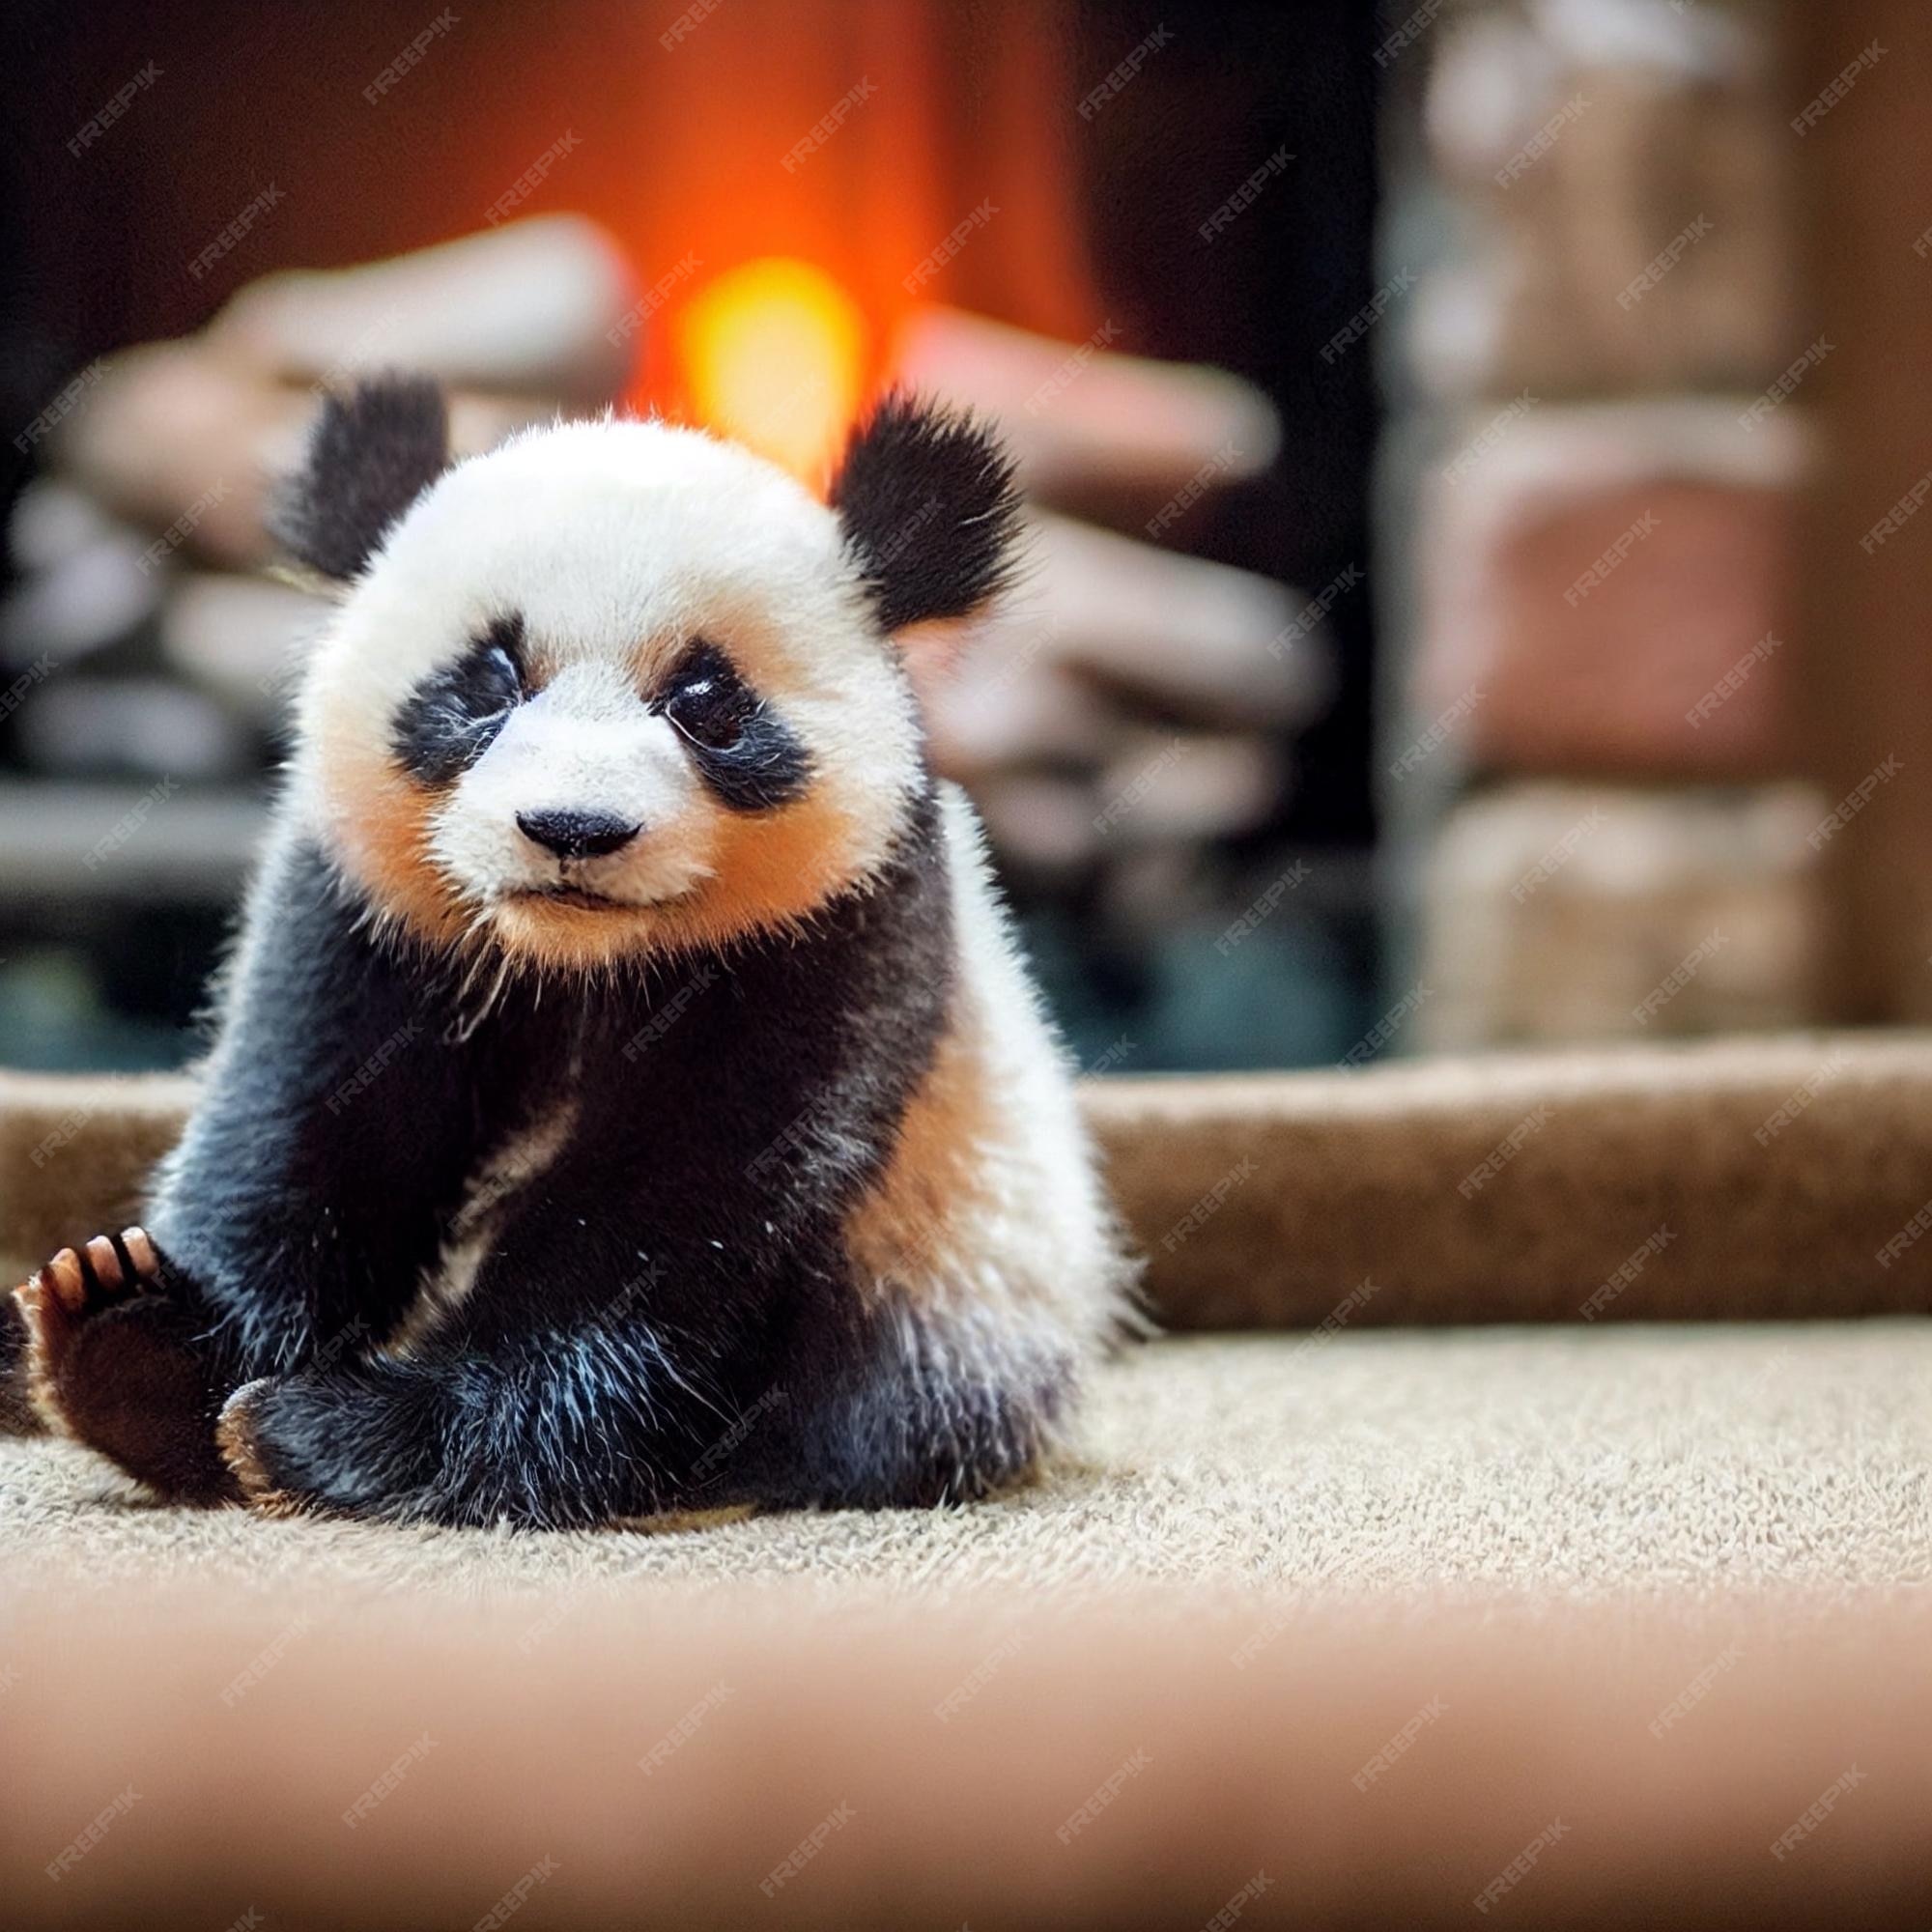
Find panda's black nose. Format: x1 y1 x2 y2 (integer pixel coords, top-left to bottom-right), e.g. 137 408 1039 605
516 809 640 861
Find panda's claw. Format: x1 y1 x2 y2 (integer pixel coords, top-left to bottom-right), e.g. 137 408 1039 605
38 1246 89 1315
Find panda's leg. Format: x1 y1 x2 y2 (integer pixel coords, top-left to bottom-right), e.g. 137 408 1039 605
14 836 500 1500
215 1327 688 1528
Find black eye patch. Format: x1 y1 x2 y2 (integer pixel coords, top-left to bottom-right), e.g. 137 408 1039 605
655 642 811 813
391 613 526 785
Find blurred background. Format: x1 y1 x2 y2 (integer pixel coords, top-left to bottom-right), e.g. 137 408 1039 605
0 0 1920 1076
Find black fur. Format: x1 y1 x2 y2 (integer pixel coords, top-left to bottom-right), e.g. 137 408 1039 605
655 642 812 812
392 613 526 785
119 780 984 1526
28 384 1078 1524
830 392 1024 634
271 374 451 581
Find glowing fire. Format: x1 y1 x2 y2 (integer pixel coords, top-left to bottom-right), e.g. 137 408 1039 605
673 257 869 479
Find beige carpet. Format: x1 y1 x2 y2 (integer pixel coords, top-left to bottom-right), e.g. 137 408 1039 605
8 1324 1926 1605
7 1327 1931 1929
7 1046 1932 1924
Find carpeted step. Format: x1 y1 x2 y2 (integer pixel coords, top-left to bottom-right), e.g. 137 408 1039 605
8 1032 1932 1325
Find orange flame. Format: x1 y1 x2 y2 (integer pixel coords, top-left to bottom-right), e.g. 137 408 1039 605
672 257 870 480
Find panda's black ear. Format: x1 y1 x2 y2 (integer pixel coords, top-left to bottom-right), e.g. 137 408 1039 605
270 374 450 581
829 392 1023 635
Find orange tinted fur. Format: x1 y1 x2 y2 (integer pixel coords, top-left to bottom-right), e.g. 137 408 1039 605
845 995 999 1305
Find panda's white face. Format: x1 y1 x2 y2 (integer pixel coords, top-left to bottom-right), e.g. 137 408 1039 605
292 419 925 971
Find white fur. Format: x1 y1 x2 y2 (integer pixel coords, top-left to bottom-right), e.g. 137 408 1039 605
384 1091 582 1358
849 788 1133 1398
288 416 924 951
268 414 1128 1448
429 661 709 910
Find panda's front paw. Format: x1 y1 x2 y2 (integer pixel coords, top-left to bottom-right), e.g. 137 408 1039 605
14 1228 242 1503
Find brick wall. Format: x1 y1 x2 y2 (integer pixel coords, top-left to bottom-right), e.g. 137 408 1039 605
1381 0 1826 1046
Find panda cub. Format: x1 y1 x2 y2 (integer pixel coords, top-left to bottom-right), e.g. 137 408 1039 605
15 377 1130 1527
